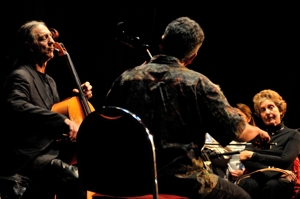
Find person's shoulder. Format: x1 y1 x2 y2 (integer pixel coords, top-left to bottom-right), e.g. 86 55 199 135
7 65 37 83
176 67 209 80
3 65 32 90
180 68 220 89
11 64 32 74
283 126 300 137
9 65 30 77
120 62 164 79
120 65 143 77
283 125 299 132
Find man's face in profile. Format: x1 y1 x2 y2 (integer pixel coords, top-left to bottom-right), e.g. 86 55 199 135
31 24 55 62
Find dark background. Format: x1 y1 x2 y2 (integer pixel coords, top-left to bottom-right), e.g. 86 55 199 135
1 2 299 128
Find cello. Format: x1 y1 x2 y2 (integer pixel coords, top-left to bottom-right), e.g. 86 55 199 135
50 29 95 165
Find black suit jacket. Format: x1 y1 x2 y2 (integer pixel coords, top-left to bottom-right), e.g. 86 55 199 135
0 64 68 174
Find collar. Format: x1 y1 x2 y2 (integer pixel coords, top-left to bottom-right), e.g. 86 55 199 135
265 122 284 135
150 54 183 68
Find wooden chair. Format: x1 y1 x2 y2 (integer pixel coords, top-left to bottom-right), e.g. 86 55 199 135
76 106 188 199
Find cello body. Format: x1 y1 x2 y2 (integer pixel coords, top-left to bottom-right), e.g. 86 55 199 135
52 96 95 126
51 41 95 165
51 96 95 165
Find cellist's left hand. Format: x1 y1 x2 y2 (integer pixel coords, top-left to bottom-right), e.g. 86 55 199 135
73 81 93 99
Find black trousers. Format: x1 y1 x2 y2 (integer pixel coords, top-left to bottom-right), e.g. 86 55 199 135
20 158 86 199
238 177 294 199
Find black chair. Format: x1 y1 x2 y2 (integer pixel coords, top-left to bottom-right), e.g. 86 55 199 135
76 106 188 199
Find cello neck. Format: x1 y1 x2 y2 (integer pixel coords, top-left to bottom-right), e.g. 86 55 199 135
54 42 91 115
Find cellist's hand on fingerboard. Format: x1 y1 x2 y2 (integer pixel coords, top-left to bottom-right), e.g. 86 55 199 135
73 81 93 99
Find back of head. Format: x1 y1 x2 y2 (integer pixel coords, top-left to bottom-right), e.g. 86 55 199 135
236 103 256 126
161 17 205 63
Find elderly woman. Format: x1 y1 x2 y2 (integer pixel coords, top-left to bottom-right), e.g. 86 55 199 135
238 89 300 199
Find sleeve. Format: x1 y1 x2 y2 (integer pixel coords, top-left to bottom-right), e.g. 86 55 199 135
249 130 300 169
197 74 246 147
3 69 68 136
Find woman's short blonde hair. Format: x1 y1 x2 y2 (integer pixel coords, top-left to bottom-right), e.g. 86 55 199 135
253 89 287 119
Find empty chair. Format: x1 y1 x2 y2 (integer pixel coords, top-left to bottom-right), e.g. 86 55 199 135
76 106 187 199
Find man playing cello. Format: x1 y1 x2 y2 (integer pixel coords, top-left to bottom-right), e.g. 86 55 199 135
0 20 92 199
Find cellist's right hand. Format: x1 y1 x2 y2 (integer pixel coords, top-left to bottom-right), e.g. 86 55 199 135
64 118 79 142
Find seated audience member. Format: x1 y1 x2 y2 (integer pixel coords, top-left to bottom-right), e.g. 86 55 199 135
227 103 257 181
105 16 270 199
204 103 256 181
237 89 300 199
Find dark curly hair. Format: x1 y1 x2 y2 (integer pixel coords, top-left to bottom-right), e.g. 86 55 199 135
161 17 205 64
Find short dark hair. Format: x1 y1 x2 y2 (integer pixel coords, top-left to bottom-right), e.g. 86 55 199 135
161 17 205 63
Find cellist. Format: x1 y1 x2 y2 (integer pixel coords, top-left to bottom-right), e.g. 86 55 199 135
0 20 92 199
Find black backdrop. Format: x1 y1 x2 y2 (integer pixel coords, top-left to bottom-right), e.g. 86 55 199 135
1 3 299 128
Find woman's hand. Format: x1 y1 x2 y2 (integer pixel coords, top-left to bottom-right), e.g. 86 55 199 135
230 169 244 178
240 150 254 161
282 170 297 182
229 169 245 181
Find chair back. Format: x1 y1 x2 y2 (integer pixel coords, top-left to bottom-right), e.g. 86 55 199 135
76 106 158 198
